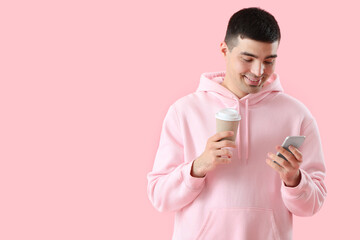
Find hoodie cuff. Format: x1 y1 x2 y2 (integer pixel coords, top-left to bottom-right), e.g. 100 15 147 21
281 169 309 199
181 160 206 191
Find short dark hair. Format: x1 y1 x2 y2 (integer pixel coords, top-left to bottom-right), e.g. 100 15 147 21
224 7 281 51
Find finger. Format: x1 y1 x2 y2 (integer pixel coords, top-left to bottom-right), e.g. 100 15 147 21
267 152 291 169
266 158 283 173
211 131 234 142
276 146 297 166
215 148 233 158
289 145 303 162
215 140 237 149
277 146 301 169
216 157 232 165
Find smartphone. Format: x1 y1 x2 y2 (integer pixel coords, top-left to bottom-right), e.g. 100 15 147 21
276 136 306 161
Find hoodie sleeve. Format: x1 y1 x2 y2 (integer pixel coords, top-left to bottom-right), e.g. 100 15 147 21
281 118 327 216
147 104 206 212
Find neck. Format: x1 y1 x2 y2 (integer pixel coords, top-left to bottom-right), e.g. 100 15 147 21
221 74 248 99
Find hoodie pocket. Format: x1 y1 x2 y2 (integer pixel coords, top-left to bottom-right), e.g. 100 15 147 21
195 208 280 240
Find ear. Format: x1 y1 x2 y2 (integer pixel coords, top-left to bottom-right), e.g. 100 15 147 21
220 41 228 57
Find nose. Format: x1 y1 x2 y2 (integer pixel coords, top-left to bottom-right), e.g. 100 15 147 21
250 61 265 77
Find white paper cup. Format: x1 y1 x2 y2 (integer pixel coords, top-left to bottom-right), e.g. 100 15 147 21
215 108 241 141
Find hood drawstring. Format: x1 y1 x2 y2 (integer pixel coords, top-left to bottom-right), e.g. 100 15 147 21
236 98 249 164
245 99 249 163
237 102 241 162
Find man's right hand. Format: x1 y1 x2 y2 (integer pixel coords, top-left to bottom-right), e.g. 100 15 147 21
191 131 237 178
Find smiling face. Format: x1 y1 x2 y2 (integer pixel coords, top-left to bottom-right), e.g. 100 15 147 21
220 36 279 99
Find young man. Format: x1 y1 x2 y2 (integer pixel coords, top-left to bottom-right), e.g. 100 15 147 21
147 7 327 240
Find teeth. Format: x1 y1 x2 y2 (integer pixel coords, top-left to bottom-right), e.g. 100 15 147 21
245 76 260 82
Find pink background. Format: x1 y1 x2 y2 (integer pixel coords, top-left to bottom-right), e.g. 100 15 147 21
1 0 359 239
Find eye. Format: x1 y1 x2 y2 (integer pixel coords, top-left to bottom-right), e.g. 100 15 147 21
242 58 253 62
264 60 274 65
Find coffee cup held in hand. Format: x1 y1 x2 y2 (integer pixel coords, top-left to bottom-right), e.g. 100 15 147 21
215 108 241 142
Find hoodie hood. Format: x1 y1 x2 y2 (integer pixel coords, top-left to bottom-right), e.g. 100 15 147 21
196 71 284 163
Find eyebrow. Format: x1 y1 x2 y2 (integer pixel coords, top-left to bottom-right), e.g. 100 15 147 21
240 51 278 59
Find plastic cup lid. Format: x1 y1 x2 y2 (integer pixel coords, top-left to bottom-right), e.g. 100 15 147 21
215 108 241 121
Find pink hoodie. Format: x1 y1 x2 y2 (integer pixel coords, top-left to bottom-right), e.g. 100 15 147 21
147 71 327 240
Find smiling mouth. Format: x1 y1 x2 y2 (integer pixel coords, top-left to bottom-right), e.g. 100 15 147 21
244 75 262 86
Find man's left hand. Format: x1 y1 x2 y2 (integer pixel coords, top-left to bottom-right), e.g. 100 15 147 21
266 145 303 187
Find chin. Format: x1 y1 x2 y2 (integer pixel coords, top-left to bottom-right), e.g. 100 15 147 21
247 87 261 94
240 77 262 92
